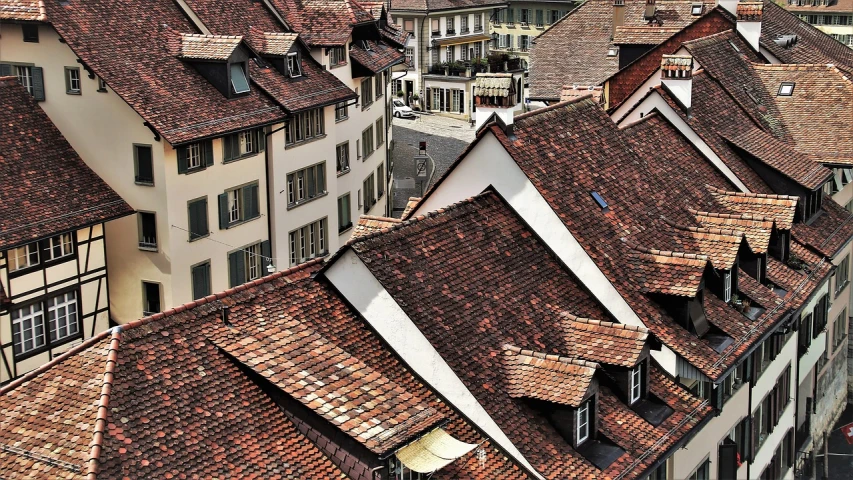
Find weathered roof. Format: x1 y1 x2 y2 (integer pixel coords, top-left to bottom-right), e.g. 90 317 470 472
389 0 507 12
560 85 605 103
613 26 683 45
268 0 375 46
628 248 708 297
692 210 775 254
0 0 43 20
352 215 402 239
708 187 798 231
176 33 243 60
0 77 133 250
474 73 514 97
349 39 406 73
666 221 745 270
561 314 649 368
248 28 299 55
502 345 598 408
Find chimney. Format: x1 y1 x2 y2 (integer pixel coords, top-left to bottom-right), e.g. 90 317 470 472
718 0 738 15
612 0 626 37
645 0 657 20
660 55 694 111
737 2 763 52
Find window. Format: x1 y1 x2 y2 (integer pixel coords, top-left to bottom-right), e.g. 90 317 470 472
474 13 483 31
691 3 703 15
223 129 264 162
446 16 455 34
687 458 710 480
536 9 544 27
833 307 847 350
474 42 482 58
9 243 39 271
230 63 250 94
219 182 261 227
187 197 209 241
97 77 107 92
647 463 667 480
228 241 270 286
520 8 530 24
286 163 326 207
191 261 211 300
431 18 440 35
335 101 349 122
338 194 352 233
446 45 453 62
288 219 327 266
377 164 385 198
11 291 80 358
362 125 375 159
405 47 415 67
836 255 849 295
376 117 384 147
576 399 590 445
65 67 81 94
630 363 642 403
498 34 510 48
45 233 73 261
388 457 424 480
133 144 154 185
48 292 79 344
336 142 350 174
330 47 346 66
723 271 732 303
13 65 33 95
507 8 515 25
361 77 374 107
22 24 39 42
286 53 302 78
461 15 468 32
138 212 157 250
375 74 384 98
777 82 795 96
753 366 791 454
142 281 161 316
285 108 325 145
11 303 45 356
549 9 561 24
403 19 415 33
177 140 213 173
363 172 376 213
520 35 530 51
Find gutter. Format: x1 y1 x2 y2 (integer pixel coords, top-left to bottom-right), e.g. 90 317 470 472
263 122 289 267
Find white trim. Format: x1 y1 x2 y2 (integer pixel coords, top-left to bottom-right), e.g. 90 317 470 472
630 363 642 403
576 399 590 444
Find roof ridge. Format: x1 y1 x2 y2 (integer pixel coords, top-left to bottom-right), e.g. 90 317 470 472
690 208 775 223
661 217 745 239
560 311 650 334
180 32 244 39
620 237 710 261
86 327 121 480
502 344 600 370
682 28 735 46
511 95 597 123
706 184 799 201
359 214 402 222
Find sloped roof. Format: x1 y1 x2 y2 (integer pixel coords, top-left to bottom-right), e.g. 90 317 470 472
614 26 683 45
0 0 43 20
389 0 507 12
268 0 375 46
248 28 299 55
666 221 745 270
0 77 133 250
692 210 775 254
502 345 598 408
628 249 708 297
176 33 243 60
708 187 798 230
349 40 406 73
791 195 853 258
352 215 402 239
474 73 514 97
561 314 649 368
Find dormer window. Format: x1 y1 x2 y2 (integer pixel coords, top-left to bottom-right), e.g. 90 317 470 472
723 271 732 303
287 53 302 78
629 364 642 404
576 399 591 445
756 257 763 283
230 63 250 95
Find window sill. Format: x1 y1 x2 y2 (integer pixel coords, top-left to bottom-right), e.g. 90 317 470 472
362 101 374 111
138 245 159 252
184 165 208 175
7 254 76 279
339 224 353 235
335 116 349 123
66 90 81 95
188 233 210 243
97 88 108 93
330 62 348 70
337 168 351 177
286 191 328 211
223 151 261 164
285 134 327 150
223 214 261 229
135 179 155 187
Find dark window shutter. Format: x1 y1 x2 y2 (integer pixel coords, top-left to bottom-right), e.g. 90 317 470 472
0 63 12 76
459 90 464 113
204 140 214 167
192 263 210 299
223 135 233 162
137 146 153 182
425 88 431 109
189 199 208 239
218 193 229 229
751 408 758 459
261 240 271 267
177 146 188 174
713 384 724 412
228 251 246 287
317 163 325 193
242 184 259 220
256 128 266 152
32 67 45 101
718 443 738 480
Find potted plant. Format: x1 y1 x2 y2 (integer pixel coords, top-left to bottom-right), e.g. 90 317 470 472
396 90 404 98
788 254 805 270
731 294 744 311
742 298 752 313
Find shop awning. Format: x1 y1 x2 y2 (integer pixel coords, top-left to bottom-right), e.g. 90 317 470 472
395 428 477 473
433 33 491 47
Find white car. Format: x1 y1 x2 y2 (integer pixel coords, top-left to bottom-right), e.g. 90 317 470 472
392 99 415 118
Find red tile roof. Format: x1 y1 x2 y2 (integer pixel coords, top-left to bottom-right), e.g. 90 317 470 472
613 26 683 45
502 345 598 408
269 0 375 46
174 33 243 60
529 0 718 101
0 77 133 250
389 0 507 13
627 247 709 297
349 40 406 73
346 190 713 479
665 220 744 270
791 195 853 258
692 209 775 254
352 215 402 238
0 0 43 20
561 314 649 368
708 187 798 230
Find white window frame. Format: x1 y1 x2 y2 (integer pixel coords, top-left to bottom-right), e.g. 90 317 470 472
576 399 590 444
330 47 346 66
723 271 732 303
9 242 39 271
287 53 302 78
238 131 253 156
336 142 350 174
229 189 241 223
186 143 202 169
48 291 78 343
630 363 642 403
335 101 348 122
288 218 328 266
474 13 482 31
11 303 46 356
246 243 262 281
66 67 81 93
15 65 33 95
405 47 415 67
45 233 74 261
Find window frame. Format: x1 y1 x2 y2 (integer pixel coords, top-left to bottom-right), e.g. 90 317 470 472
362 125 375 159
22 24 39 43
576 399 590 445
133 143 155 186
10 290 83 360
286 162 327 208
137 211 158 251
329 46 346 67
361 77 374 108
142 281 162 316
629 363 642 404
8 242 40 273
285 108 325 146
338 193 352 233
377 163 385 198
65 67 81 95
288 218 329 266
190 260 212 300
336 142 350 175
286 53 302 78
335 101 349 122
187 196 210 242
723 271 732 303
835 254 850 296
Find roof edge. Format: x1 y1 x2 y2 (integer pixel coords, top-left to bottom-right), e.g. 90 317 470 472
86 327 121 480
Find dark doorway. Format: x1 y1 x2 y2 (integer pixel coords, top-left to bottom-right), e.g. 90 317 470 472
405 80 414 105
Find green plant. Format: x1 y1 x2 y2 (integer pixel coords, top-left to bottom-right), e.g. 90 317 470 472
396 90 404 97
411 93 420 101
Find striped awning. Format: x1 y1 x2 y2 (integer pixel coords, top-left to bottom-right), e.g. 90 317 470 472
395 428 477 473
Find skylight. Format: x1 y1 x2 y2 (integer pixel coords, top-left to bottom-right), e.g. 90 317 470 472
691 3 703 15
607 47 618 57
778 82 795 96
591 191 608 210
230 64 250 94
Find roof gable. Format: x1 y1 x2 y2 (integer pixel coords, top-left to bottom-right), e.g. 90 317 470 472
502 345 598 408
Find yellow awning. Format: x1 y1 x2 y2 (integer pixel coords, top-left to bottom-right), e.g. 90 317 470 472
395 428 477 474
433 33 492 47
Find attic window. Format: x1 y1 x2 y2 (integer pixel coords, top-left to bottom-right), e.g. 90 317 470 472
691 3 703 15
591 191 609 210
362 40 372 51
230 63 250 94
607 46 618 57
777 82 795 96
576 399 591 444
287 53 302 78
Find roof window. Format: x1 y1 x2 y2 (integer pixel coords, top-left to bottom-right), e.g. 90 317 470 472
287 53 302 78
230 63 250 94
777 82 795 96
691 3 703 15
607 46 618 57
591 191 609 210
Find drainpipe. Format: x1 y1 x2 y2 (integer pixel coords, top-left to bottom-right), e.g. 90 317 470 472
264 122 288 268
746 353 754 480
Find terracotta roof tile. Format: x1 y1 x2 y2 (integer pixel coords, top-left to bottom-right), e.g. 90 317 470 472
176 33 243 60
692 209 775 253
502 345 598 408
269 0 374 46
389 0 507 13
349 40 406 73
760 1 853 73
352 215 402 239
628 248 708 297
561 313 649 367
665 220 744 270
792 196 853 258
401 197 422 218
0 78 133 250
708 186 798 230
0 0 43 20
614 26 683 45
560 85 605 103
248 28 299 56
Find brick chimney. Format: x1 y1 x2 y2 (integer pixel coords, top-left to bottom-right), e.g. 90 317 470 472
645 0 657 20
737 2 763 52
613 0 626 37
660 55 694 111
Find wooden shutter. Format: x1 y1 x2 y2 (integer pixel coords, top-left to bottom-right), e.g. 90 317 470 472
242 184 259 220
751 407 759 459
177 146 188 174
425 88 431 110
203 140 214 167
256 128 266 152
137 146 153 183
316 163 325 193
718 443 738 480
713 383 724 413
223 135 234 162
194 198 208 238
218 193 229 229
32 67 45 101
228 251 246 287
191 263 210 299
261 240 271 266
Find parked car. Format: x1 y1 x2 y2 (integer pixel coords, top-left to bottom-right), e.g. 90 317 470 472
393 99 415 118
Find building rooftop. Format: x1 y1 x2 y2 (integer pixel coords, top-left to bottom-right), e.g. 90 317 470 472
0 77 133 250
389 0 507 13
